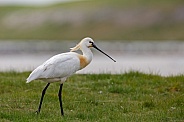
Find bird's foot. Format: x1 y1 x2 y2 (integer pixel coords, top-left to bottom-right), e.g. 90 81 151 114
35 110 40 114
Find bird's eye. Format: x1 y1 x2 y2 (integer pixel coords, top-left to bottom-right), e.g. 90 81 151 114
89 41 93 44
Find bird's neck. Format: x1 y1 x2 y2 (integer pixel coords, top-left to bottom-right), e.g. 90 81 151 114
81 46 93 63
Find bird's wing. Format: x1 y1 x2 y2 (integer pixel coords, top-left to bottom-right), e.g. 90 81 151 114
26 52 80 83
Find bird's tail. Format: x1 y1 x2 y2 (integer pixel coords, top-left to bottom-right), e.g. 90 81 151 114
26 72 36 83
26 65 43 83
26 77 32 83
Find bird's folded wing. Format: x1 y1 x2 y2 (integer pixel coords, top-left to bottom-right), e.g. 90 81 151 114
26 53 80 83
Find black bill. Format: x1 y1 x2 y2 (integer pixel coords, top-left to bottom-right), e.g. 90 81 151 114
92 43 116 62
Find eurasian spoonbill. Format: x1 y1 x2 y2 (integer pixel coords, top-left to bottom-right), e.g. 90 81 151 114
26 37 116 116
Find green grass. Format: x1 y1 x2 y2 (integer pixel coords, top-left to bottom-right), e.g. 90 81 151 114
0 71 183 121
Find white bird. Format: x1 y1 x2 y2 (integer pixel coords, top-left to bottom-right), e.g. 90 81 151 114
26 37 116 116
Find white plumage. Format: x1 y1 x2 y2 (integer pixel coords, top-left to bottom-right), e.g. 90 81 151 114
27 52 80 83
27 37 94 84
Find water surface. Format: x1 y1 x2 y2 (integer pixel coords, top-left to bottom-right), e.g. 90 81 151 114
1 40 184 76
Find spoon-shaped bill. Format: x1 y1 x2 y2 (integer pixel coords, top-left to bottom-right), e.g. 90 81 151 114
92 43 116 62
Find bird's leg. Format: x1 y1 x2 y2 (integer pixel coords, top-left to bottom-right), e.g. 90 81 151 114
36 83 50 114
58 83 64 116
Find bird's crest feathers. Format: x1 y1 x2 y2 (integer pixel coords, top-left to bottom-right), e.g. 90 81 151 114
70 43 80 52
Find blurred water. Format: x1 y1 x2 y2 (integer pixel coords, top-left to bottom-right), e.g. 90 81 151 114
0 40 184 76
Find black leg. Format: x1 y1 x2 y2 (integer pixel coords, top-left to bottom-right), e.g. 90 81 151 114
36 83 50 114
58 84 64 116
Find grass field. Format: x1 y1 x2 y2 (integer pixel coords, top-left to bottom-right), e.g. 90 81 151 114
0 71 183 121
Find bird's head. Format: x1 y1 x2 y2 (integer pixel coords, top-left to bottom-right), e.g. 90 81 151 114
70 37 116 62
70 37 94 52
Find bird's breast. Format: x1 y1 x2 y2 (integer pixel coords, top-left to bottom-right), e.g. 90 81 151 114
78 55 89 69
